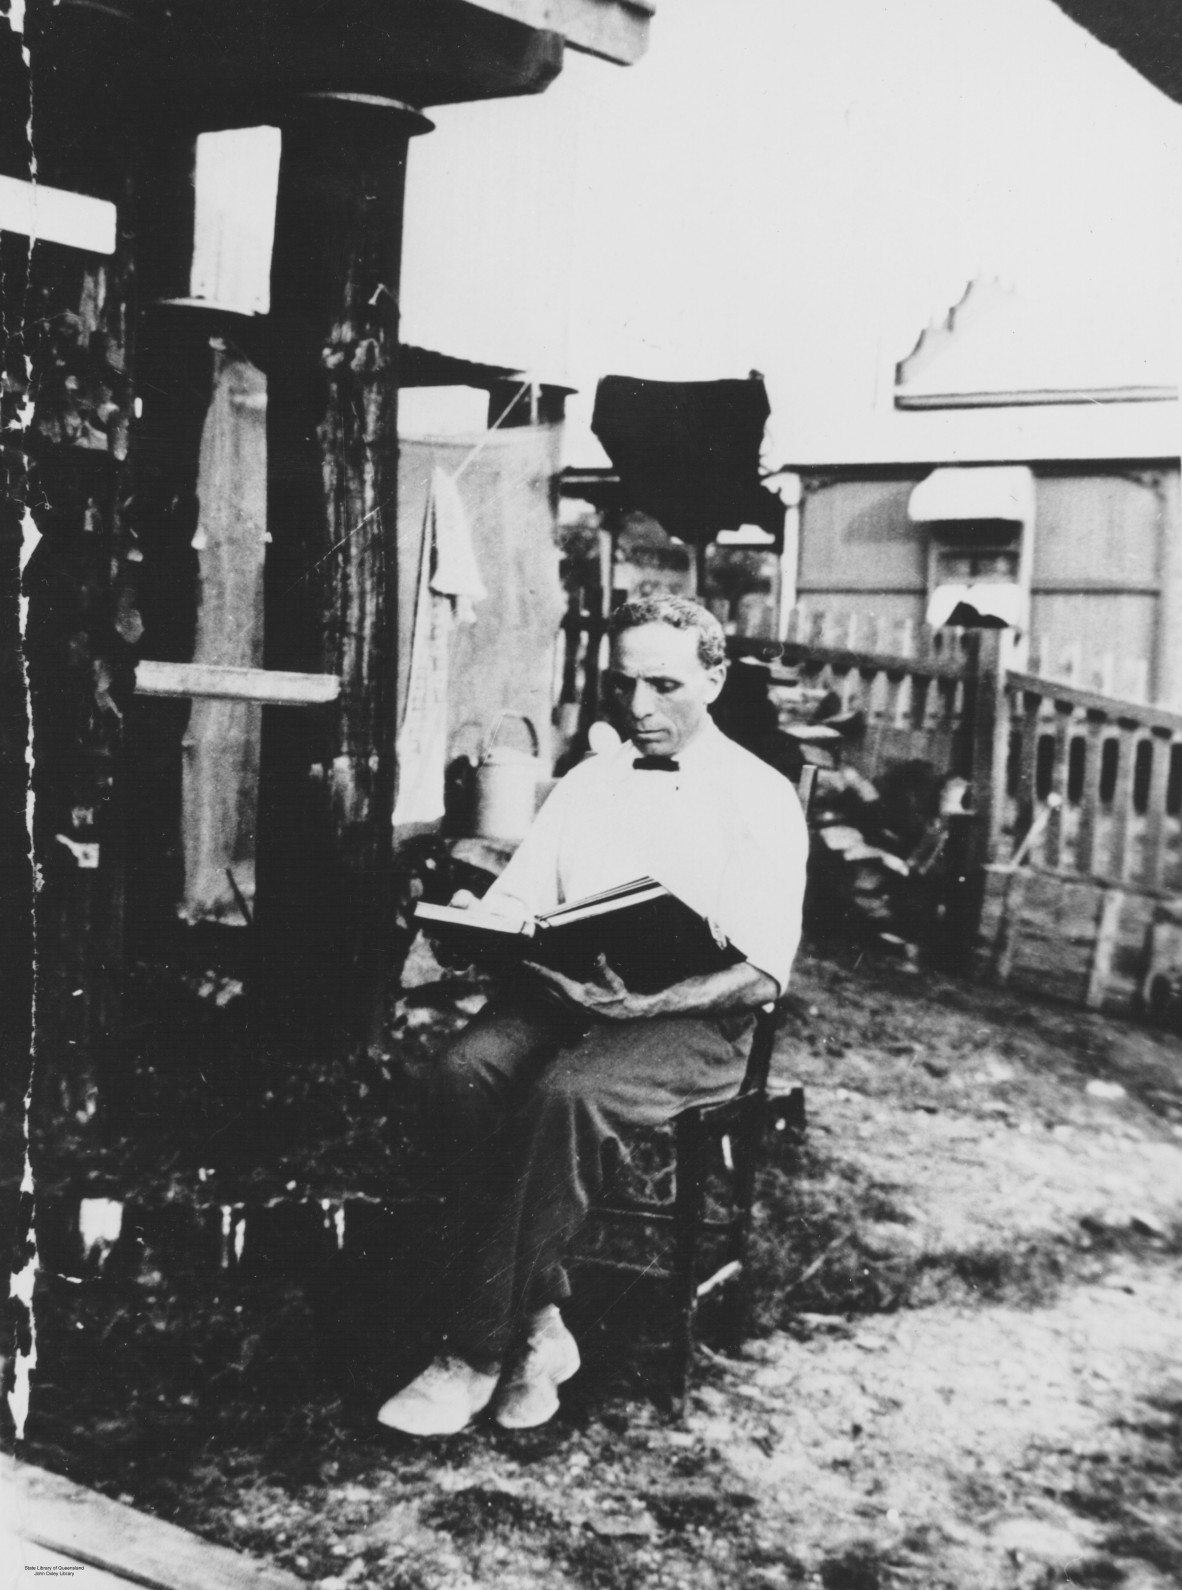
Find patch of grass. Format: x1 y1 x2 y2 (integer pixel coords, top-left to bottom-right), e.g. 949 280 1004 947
818 1543 886 1590
749 1128 1182 1330
907 1238 1068 1308
1056 1559 1127 1587
740 1539 810 1574
1101 1529 1182 1579
563 1533 649 1590
1056 1394 1182 1584
421 1485 557 1542
643 1483 756 1533
748 1141 917 1322
1078 1215 1182 1260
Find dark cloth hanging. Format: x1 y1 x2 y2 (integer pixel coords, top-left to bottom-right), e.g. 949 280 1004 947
591 374 783 546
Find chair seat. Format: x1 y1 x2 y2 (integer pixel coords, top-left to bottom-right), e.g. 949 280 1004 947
578 1001 805 1406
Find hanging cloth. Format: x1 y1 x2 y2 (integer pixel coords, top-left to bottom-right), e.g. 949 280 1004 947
392 467 484 826
179 344 267 923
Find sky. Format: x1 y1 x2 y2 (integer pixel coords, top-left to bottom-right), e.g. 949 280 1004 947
399 0 1182 466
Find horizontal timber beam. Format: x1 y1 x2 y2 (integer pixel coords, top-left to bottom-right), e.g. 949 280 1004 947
134 660 340 706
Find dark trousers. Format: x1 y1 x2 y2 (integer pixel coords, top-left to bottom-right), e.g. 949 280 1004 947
426 994 754 1371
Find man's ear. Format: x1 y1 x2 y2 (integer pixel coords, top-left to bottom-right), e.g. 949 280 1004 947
703 662 727 705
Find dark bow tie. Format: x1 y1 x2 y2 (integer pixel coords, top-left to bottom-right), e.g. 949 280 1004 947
633 755 680 772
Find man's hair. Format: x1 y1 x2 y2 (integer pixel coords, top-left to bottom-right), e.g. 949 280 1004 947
607 595 726 671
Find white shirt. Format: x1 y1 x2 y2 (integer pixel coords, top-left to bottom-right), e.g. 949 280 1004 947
485 718 808 995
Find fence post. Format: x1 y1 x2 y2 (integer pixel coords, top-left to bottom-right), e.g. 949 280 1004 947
972 630 1010 864
942 630 1009 969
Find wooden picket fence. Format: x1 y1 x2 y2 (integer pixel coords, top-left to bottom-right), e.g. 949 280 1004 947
770 605 980 785
985 671 1182 1011
757 607 1182 1011
998 672 1182 893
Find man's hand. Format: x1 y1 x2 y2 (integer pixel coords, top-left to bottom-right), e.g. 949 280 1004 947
448 888 530 930
522 955 655 1022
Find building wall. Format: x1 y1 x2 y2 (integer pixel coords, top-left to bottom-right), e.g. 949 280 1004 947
796 462 1182 706
795 472 927 645
1030 467 1178 702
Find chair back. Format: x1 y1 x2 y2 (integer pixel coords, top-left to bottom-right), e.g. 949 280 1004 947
737 759 815 1097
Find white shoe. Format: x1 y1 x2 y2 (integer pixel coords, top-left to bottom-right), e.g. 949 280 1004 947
377 1355 499 1437
495 1307 581 1430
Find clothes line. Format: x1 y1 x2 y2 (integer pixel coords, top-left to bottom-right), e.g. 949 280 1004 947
449 378 534 482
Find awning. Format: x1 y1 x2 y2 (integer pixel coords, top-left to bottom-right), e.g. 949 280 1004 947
926 583 1026 630
909 465 1035 525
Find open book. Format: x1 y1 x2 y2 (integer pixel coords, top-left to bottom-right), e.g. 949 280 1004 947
415 877 744 994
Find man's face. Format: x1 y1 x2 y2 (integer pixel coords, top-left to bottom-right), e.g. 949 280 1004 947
604 622 725 758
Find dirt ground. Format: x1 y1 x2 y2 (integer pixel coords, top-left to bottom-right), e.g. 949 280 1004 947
10 943 1182 1590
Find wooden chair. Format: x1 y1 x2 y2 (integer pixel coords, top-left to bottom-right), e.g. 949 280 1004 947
580 765 815 1406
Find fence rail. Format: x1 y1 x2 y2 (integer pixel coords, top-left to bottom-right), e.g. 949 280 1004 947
768 608 1182 899
768 606 1182 1009
1001 670 1182 897
739 608 980 786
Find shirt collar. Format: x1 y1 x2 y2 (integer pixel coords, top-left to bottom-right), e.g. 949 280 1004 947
612 715 724 775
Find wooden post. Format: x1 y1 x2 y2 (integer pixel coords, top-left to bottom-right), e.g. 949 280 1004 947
1107 722 1138 886
1085 888 1126 1010
0 26 34 1089
1045 701 1074 870
944 629 1008 969
1075 711 1106 877
16 1 151 1126
991 868 1031 985
1152 472 1182 710
255 92 430 1060
1142 727 1174 893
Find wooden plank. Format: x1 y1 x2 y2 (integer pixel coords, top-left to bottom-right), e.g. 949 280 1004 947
1045 702 1074 870
1075 714 1106 877
7 1538 129 1590
1085 888 1126 1009
1141 728 1174 892
466 0 654 64
1108 726 1138 884
968 630 1009 865
135 660 340 706
1015 688 1043 860
1017 859 1182 904
991 868 1030 985
10 1463 302 1590
0 174 116 253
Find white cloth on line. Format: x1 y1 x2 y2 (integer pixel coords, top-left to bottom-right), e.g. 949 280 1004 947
393 467 485 826
429 466 485 621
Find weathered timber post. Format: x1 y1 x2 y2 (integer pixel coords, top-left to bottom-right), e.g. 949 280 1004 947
940 628 1008 972
257 93 431 1061
0 25 35 1090
15 1 153 1127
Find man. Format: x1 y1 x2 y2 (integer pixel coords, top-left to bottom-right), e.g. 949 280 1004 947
378 595 808 1436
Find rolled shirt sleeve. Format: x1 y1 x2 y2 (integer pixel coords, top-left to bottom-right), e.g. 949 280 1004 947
710 769 808 997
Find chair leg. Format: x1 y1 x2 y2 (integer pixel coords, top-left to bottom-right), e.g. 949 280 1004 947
670 1111 706 1411
719 1105 763 1353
